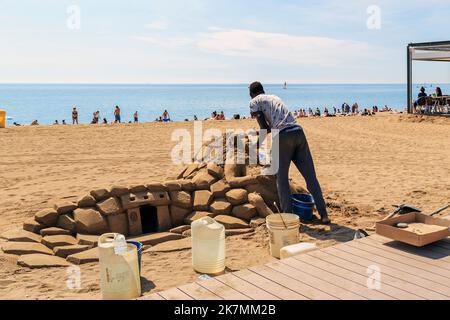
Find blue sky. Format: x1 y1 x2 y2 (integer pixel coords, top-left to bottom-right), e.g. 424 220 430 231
0 0 449 84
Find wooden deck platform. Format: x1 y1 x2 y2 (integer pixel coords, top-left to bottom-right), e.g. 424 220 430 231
141 234 450 300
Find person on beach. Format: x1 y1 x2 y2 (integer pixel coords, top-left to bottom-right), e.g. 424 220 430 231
134 111 139 123
72 107 79 124
435 87 443 97
418 86 427 98
114 106 121 123
162 110 170 122
53 120 59 125
62 120 67 125
248 81 330 224
31 120 39 126
91 111 98 124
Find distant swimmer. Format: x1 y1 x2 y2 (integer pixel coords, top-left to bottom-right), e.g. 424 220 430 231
72 107 79 125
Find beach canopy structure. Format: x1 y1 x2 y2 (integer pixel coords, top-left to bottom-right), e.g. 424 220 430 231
407 41 450 114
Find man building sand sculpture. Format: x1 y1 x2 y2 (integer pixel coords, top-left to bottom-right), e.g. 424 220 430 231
248 81 330 224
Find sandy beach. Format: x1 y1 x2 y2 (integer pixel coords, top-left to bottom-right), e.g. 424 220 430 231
0 113 449 300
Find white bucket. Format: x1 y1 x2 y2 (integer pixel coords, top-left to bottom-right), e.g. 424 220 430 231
266 214 300 259
98 233 141 300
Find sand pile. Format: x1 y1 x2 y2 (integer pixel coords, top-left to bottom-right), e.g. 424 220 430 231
1 132 306 269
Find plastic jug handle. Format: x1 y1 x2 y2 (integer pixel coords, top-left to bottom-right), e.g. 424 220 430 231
98 233 119 246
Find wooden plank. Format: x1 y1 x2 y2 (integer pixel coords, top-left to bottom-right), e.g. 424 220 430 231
252 263 350 300
338 242 450 287
139 292 166 300
292 253 396 300
234 269 307 300
215 273 280 300
371 234 450 257
347 240 450 282
196 277 251 300
362 236 450 270
247 265 331 300
370 234 450 258
178 282 222 300
281 255 394 300
331 245 450 295
158 287 194 300
322 247 449 300
308 249 441 300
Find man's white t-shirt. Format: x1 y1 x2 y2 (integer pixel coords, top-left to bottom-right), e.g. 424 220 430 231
249 94 299 131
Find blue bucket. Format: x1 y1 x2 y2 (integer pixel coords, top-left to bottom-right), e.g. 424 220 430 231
291 194 315 221
127 241 143 274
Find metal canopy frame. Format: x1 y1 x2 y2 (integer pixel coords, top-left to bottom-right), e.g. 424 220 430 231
407 41 450 113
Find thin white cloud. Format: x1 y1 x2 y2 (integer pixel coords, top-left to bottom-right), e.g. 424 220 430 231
145 19 169 30
132 35 192 48
197 29 374 66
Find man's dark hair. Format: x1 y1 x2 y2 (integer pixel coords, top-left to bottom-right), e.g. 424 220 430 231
249 81 265 97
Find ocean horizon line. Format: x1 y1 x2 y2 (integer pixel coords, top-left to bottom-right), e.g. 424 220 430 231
1 82 448 86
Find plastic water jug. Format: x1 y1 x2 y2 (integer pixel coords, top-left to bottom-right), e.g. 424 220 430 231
192 217 225 275
0 109 5 128
98 233 141 300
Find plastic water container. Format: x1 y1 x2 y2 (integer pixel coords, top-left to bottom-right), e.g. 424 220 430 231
0 109 5 128
292 194 315 221
280 243 317 259
98 233 141 300
192 217 225 275
266 214 300 259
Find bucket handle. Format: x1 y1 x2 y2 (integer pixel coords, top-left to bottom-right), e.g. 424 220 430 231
273 202 288 230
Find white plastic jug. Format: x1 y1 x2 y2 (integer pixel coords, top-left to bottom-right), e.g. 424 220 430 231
191 217 225 275
266 214 300 259
98 233 141 300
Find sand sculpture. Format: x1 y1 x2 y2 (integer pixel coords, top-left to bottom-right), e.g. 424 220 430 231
1 134 306 268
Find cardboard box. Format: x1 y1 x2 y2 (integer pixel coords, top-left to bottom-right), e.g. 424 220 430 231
376 212 450 247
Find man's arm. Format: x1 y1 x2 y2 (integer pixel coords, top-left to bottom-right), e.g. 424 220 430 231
251 111 271 133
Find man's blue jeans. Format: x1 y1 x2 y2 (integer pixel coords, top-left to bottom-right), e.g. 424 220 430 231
275 127 328 218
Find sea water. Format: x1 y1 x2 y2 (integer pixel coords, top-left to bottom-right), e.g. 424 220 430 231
1 83 449 125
